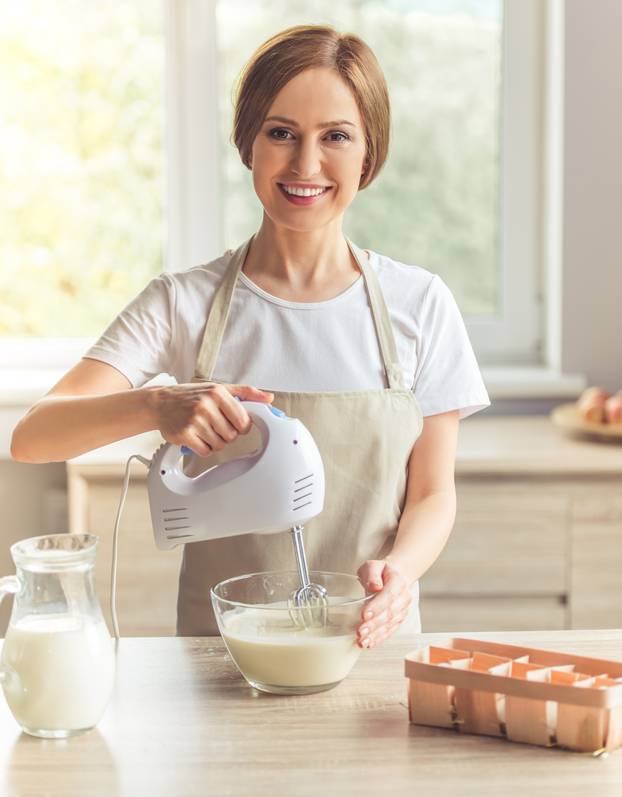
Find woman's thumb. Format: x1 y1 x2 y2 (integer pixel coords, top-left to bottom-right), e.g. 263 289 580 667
231 384 274 402
366 561 385 591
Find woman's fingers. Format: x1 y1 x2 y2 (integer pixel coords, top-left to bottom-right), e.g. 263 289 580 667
215 383 276 435
228 383 275 403
359 608 410 648
365 619 403 648
157 381 275 449
361 583 411 628
187 431 214 458
191 385 258 447
203 405 240 444
355 560 413 648
359 600 410 639
192 415 232 452
225 384 274 432
182 382 277 455
357 588 411 645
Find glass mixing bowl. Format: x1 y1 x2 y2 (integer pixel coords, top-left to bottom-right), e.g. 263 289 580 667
211 571 373 695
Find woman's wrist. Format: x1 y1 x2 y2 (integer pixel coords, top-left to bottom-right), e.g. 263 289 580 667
139 385 164 430
384 553 417 585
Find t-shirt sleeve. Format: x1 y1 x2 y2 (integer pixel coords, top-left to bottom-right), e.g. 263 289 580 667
83 273 176 388
412 274 490 419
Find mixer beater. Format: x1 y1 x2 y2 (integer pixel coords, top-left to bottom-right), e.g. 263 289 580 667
288 524 328 628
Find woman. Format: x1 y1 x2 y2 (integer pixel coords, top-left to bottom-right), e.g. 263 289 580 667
11 25 490 647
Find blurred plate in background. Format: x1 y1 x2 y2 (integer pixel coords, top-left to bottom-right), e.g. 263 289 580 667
551 403 622 443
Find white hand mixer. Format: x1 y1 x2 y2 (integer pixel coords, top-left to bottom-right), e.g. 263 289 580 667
110 402 329 636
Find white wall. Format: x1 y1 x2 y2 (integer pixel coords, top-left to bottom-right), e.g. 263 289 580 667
561 0 622 393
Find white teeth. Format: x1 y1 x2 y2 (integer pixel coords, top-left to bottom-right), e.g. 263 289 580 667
281 185 328 197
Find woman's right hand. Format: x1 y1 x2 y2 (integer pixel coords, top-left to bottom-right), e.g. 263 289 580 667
151 382 275 457
10 358 274 465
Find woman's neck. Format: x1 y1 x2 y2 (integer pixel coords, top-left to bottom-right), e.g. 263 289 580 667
241 219 366 302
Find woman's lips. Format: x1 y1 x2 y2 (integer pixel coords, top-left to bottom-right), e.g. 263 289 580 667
277 184 332 206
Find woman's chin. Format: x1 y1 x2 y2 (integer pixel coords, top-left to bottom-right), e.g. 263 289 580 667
262 208 342 232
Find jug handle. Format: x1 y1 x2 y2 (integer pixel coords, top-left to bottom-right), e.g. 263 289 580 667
0 575 20 604
0 576 21 690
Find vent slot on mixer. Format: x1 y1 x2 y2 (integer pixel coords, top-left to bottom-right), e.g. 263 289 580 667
292 473 313 511
163 507 191 533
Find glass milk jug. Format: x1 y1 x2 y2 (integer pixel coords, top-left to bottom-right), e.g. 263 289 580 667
0 533 115 738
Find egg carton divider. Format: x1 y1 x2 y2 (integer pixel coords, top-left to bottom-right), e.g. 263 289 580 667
404 637 622 753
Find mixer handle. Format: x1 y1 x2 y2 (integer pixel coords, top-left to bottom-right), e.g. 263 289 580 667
179 398 283 457
157 401 287 489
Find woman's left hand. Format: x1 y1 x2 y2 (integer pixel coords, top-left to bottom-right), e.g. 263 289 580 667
355 559 412 649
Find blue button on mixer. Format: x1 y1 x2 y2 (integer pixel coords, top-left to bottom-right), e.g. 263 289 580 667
269 406 286 417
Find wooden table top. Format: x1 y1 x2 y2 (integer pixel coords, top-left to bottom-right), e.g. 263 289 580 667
3 629 622 796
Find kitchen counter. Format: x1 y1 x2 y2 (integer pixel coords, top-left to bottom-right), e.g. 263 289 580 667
3 629 622 796
65 415 622 474
62 416 622 638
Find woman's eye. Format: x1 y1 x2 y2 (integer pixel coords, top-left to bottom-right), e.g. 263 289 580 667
269 128 291 140
328 131 349 143
268 128 350 143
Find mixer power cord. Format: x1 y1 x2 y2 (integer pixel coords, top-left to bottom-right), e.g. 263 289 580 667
110 453 151 640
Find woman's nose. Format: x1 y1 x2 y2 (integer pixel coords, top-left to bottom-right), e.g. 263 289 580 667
289 140 322 178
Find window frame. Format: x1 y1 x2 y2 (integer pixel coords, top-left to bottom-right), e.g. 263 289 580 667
466 0 546 366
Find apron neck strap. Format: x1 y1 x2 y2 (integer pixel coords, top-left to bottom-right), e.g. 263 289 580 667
194 235 404 390
194 237 250 381
347 239 404 390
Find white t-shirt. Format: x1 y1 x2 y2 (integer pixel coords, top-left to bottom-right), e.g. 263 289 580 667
84 246 490 419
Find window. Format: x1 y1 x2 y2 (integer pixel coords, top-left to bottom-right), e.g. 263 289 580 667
2 0 548 373
0 2 165 356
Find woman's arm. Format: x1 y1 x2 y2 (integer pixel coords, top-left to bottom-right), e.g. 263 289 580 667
10 359 159 463
385 409 459 581
11 359 275 464
355 409 459 648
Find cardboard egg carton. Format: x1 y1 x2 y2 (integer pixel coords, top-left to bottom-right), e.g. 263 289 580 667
405 637 622 753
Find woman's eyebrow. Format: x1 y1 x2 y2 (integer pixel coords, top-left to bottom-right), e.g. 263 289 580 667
264 115 356 128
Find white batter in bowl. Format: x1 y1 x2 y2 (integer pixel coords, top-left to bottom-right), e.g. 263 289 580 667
211 571 372 695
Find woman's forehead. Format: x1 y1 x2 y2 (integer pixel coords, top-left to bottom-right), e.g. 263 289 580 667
266 68 363 127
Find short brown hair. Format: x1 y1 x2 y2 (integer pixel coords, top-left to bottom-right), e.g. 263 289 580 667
231 25 390 191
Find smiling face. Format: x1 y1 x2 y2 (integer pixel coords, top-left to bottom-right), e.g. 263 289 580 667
250 67 368 231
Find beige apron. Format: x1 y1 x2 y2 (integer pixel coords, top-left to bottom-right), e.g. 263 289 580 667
176 235 424 636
